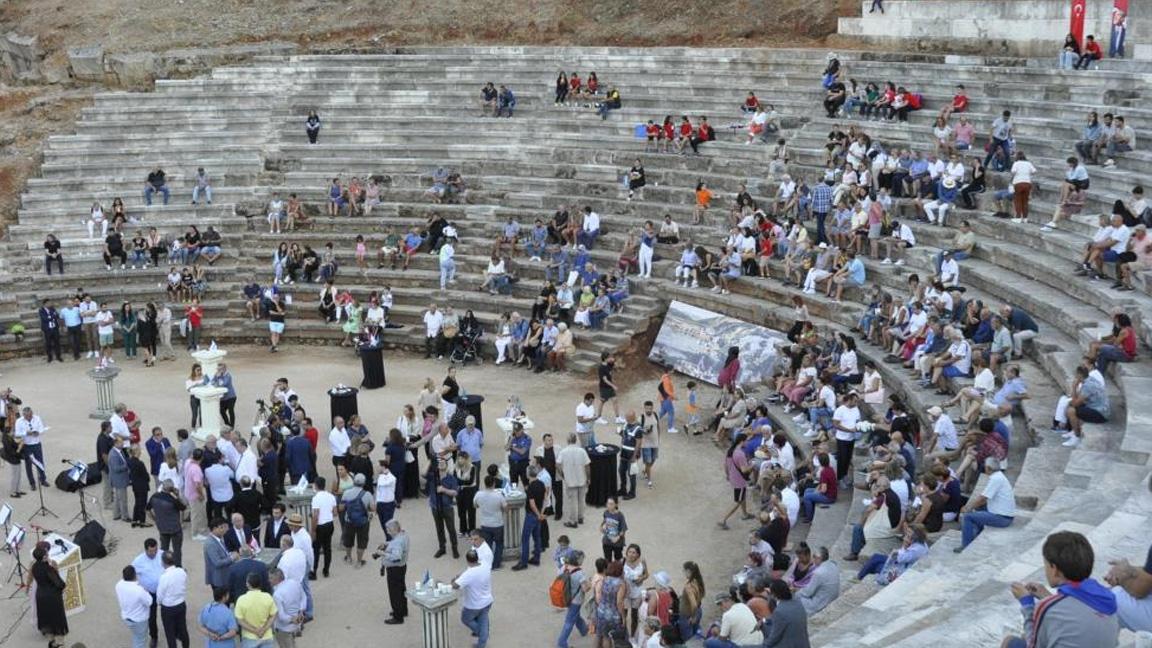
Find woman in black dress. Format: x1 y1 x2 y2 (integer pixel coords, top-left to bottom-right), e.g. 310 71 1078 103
139 302 158 367
30 545 68 647
626 159 646 201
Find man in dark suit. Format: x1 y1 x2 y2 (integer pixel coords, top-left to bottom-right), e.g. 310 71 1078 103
233 476 262 530
262 502 291 549
202 517 234 589
38 299 62 363
222 512 257 553
226 550 270 604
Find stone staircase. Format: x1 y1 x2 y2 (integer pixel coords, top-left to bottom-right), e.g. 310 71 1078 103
5 46 1152 643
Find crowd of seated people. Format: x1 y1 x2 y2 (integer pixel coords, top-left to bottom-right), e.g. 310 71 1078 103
423 167 467 204
642 115 716 155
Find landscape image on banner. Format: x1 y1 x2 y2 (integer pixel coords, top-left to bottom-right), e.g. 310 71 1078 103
648 300 788 386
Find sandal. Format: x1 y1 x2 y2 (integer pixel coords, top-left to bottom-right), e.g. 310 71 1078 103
716 522 729 530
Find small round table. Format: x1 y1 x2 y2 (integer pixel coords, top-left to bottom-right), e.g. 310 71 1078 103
585 443 620 507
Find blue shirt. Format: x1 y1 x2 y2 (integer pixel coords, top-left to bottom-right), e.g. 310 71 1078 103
508 433 531 464
971 319 994 344
848 258 866 284
909 159 929 176
428 472 458 509
404 233 423 250
810 184 833 214
456 427 483 461
1007 307 1039 333
60 306 82 328
511 319 529 342
131 551 165 593
198 602 238 648
990 377 1028 407
211 372 236 400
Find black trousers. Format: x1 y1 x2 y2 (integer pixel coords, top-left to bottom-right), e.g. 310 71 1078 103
161 602 190 648
385 565 408 619
551 479 563 520
603 542 623 563
132 485 149 523
160 531 183 567
457 488 476 534
148 593 159 643
836 438 855 482
219 397 236 428
43 329 62 361
509 461 529 488
67 325 83 359
313 522 334 575
617 450 636 497
431 505 458 552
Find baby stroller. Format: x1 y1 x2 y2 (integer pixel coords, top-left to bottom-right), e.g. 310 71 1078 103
449 325 483 365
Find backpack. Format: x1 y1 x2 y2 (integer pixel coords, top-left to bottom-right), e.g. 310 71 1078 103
550 568 579 608
344 489 369 527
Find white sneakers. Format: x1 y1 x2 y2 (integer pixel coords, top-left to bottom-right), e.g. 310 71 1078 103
668 427 678 434
1041 222 1057 231
614 416 626 424
894 259 905 266
792 413 807 423
881 258 892 264
803 427 819 438
596 417 608 425
1062 436 1082 448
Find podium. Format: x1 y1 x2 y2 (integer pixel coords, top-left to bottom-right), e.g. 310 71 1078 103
359 345 386 389
328 386 359 427
406 584 459 648
190 348 228 443
285 486 316 530
501 489 527 561
458 395 485 432
41 533 85 616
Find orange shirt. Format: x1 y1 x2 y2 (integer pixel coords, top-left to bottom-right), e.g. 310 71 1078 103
696 189 713 208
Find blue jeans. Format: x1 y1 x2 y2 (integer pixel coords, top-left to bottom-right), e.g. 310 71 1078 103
934 250 969 273
241 640 275 648
546 261 568 283
144 185 170 206
192 185 212 203
1095 344 1131 373
703 638 743 648
983 138 1011 169
816 211 828 244
808 406 833 431
557 602 588 647
23 444 46 485
801 488 833 522
302 576 314 619
125 618 150 648
960 508 1013 547
519 513 541 565
849 523 866 555
577 229 600 248
131 250 148 266
659 398 676 430
440 259 456 289
461 604 491 648
676 608 701 642
480 525 504 569
857 552 887 580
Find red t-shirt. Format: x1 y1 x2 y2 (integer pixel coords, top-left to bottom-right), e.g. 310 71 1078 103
1086 41 1103 58
744 96 759 109
587 78 598 93
304 426 319 451
1120 326 1138 358
662 123 675 140
186 306 203 328
818 465 838 501
646 124 660 138
952 94 968 111
569 76 581 91
697 123 713 140
678 122 693 138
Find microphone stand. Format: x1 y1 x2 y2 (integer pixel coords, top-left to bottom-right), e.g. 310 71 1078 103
30 482 57 520
68 487 92 526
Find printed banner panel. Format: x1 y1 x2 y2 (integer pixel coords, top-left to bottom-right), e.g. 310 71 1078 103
648 300 788 386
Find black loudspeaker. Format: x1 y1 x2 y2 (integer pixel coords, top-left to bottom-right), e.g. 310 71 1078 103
72 521 107 559
52 463 102 492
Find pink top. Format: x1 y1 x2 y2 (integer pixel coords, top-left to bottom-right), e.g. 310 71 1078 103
725 450 749 488
183 460 204 503
718 358 741 389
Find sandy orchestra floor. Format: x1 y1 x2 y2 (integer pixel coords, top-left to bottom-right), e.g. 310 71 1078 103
0 346 744 648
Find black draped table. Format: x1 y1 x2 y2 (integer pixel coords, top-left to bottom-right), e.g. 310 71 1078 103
328 386 359 427
585 443 620 507
359 344 386 389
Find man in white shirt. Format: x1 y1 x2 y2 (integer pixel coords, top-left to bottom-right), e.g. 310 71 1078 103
109 403 132 442
1087 213 1132 279
328 417 351 470
831 392 862 486
956 457 1015 551
310 476 338 578
204 460 234 520
780 476 801 526
217 429 241 470
574 393 598 448
711 591 764 646
156 551 190 647
423 303 444 359
14 406 49 487
939 251 960 287
375 461 397 527
79 295 100 358
931 329 973 393
285 515 315 620
429 423 457 459
452 550 494 647
233 438 259 486
578 207 601 248
468 529 495 568
924 406 961 462
116 565 155 648
270 378 297 406
270 567 307 646
882 219 916 265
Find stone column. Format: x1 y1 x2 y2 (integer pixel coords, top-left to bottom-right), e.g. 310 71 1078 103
406 586 459 648
501 489 526 561
189 347 228 444
86 366 121 419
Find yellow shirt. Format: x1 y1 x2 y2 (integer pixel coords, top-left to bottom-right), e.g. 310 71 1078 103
234 590 277 640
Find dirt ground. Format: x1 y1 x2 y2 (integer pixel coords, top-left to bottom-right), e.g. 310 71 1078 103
0 346 751 647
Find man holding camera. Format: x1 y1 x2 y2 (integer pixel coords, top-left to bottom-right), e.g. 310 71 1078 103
376 518 409 625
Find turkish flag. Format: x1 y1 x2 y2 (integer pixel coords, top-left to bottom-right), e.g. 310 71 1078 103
1071 0 1088 45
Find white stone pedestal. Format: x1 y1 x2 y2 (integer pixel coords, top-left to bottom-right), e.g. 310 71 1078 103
406 585 459 648
190 347 228 443
501 489 527 561
86 366 121 420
